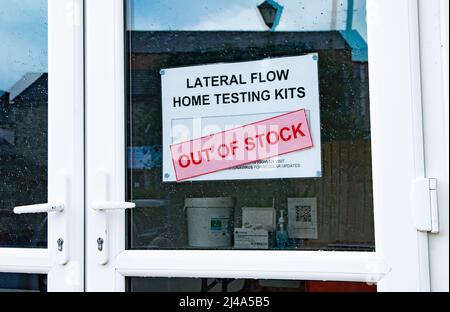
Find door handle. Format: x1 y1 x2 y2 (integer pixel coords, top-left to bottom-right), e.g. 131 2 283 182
14 203 64 214
13 174 70 265
91 201 135 265
91 201 135 211
91 172 136 265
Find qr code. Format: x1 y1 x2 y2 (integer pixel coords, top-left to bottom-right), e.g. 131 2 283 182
295 205 312 222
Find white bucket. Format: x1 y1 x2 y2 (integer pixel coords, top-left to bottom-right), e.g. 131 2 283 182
185 197 234 248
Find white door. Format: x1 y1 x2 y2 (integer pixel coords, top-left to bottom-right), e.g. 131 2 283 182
0 0 84 291
83 0 434 292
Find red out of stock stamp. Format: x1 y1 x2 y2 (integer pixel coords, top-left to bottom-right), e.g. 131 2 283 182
170 109 314 181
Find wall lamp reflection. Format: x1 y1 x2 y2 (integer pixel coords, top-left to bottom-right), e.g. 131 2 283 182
257 0 283 31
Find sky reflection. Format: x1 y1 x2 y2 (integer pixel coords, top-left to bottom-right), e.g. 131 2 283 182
0 0 367 90
0 0 47 91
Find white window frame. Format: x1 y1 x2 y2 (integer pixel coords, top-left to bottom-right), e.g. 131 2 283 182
0 0 85 292
85 0 431 292
417 0 449 292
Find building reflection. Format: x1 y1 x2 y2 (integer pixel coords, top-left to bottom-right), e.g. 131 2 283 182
0 73 48 247
127 30 374 251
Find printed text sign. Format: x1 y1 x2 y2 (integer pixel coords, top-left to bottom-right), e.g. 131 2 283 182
161 54 322 181
170 109 313 181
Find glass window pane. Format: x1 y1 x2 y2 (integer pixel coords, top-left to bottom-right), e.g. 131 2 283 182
0 1 48 247
0 273 47 292
128 277 376 293
126 0 374 251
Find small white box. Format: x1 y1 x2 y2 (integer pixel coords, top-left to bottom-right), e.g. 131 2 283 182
234 228 269 249
242 207 276 231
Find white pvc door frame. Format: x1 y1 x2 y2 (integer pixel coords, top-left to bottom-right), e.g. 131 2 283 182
85 0 431 292
0 0 85 291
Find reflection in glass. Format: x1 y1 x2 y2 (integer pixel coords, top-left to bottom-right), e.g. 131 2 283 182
129 277 376 292
0 273 47 292
126 0 374 251
0 1 48 248
128 0 367 37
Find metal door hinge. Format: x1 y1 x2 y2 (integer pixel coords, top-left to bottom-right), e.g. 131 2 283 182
412 178 439 233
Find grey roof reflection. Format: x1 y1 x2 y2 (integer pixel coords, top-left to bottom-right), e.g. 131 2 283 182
129 31 347 54
9 73 44 101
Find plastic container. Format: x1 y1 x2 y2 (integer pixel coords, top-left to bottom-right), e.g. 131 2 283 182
185 197 234 248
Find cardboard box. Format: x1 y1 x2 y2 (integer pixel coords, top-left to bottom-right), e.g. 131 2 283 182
234 227 269 249
242 207 276 231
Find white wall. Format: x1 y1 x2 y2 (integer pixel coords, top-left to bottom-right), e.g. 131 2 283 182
418 0 449 292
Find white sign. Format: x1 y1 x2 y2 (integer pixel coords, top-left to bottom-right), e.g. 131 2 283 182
288 197 318 240
161 54 322 182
